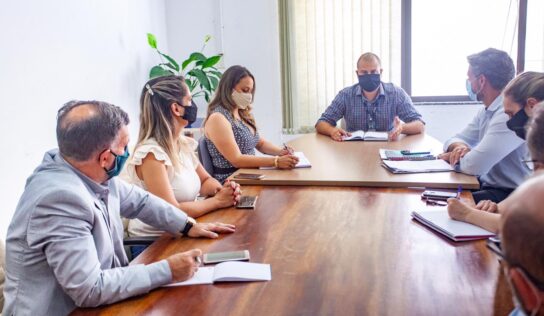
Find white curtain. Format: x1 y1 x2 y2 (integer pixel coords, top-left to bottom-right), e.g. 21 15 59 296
282 0 401 132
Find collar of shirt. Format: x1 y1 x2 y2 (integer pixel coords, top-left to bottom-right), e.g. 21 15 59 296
56 153 110 198
486 94 504 113
355 83 385 101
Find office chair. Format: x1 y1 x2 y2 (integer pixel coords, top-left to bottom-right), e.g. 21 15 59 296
197 136 215 175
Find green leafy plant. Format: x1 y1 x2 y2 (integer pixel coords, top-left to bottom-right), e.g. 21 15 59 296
147 33 223 102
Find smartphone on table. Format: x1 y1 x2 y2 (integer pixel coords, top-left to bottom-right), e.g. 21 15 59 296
421 190 459 201
233 173 265 180
236 196 258 209
202 250 251 264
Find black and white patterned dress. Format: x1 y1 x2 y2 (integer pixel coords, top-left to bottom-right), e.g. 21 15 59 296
206 106 260 182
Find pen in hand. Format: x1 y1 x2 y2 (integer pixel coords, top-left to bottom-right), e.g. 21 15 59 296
283 143 294 155
457 185 462 199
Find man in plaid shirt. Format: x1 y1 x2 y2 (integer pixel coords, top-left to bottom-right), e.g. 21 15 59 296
316 52 425 141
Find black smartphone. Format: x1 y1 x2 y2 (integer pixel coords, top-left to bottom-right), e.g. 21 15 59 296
233 173 265 180
421 190 458 201
236 196 258 209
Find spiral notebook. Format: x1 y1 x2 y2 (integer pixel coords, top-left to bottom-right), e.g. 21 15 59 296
164 261 271 286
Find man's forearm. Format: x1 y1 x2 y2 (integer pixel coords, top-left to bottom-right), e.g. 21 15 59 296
402 120 425 135
316 121 335 136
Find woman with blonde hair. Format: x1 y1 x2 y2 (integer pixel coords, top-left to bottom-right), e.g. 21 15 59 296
204 65 299 182
122 75 240 247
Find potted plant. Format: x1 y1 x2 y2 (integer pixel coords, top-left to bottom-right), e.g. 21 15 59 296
146 33 223 103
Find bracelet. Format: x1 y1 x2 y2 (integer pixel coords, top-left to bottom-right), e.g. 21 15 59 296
274 156 279 168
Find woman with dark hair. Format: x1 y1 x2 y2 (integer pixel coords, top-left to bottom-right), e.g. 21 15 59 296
204 65 299 182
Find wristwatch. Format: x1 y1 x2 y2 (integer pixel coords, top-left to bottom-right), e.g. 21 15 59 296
181 217 196 236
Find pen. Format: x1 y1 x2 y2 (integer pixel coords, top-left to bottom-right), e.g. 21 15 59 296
457 185 462 199
283 143 294 155
402 150 431 155
195 256 202 266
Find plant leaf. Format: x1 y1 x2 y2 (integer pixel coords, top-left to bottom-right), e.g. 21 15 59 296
147 33 157 49
189 52 207 62
202 55 222 68
189 69 211 91
209 76 219 90
160 53 179 72
150 65 174 78
209 70 223 78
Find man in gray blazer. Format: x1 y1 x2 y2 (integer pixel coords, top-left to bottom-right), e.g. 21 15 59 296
2 100 235 315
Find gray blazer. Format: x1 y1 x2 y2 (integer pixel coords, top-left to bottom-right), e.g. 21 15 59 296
3 149 188 315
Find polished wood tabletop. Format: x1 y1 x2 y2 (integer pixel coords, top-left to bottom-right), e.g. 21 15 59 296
73 186 510 316
230 133 479 189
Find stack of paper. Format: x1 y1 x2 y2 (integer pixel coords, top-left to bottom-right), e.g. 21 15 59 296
260 152 311 169
164 261 272 286
412 209 495 241
382 159 453 174
343 130 389 141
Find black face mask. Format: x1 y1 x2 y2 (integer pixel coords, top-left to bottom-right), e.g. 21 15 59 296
181 101 198 125
358 74 381 92
506 109 529 140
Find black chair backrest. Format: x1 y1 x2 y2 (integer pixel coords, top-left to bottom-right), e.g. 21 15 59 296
197 136 215 175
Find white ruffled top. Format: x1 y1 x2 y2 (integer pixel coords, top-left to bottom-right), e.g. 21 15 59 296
121 136 201 237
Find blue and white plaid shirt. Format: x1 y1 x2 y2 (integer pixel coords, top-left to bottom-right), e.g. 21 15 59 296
316 83 423 132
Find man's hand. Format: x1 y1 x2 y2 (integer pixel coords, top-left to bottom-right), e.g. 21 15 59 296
330 127 351 142
475 200 499 213
448 146 470 166
166 249 202 282
389 116 404 141
187 222 236 239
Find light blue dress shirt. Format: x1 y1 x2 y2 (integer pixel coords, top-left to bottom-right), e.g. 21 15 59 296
443 95 531 189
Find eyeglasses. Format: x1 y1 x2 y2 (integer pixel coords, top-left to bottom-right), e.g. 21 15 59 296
486 238 544 292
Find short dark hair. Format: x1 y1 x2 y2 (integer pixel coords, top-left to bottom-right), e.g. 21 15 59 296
467 48 515 90
56 100 129 161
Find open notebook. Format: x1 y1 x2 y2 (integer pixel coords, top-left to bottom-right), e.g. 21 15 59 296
343 130 388 141
260 151 311 169
382 159 454 174
164 261 271 287
412 209 495 242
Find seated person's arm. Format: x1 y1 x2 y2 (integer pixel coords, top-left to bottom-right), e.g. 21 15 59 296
396 89 425 132
447 198 501 233
255 138 282 156
137 153 237 218
439 114 482 164
205 113 298 169
456 115 525 175
29 192 177 307
315 91 351 141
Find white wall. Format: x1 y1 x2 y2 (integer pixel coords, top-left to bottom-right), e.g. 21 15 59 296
0 0 169 238
165 0 284 144
414 104 481 143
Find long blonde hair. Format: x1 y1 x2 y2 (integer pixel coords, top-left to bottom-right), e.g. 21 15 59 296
137 75 188 170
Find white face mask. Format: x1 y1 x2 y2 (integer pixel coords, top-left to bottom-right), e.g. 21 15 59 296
232 90 253 110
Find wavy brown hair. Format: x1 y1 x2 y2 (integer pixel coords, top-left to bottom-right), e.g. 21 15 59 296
205 65 257 131
137 75 188 170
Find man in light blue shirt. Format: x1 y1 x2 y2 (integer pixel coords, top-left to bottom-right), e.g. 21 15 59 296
440 48 531 203
3 100 235 315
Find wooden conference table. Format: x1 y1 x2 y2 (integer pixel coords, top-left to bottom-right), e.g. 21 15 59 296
74 134 512 315
231 133 479 190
